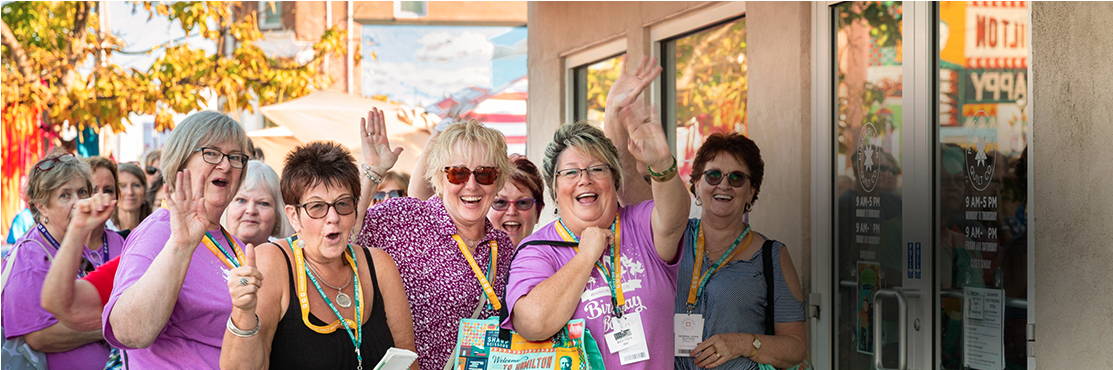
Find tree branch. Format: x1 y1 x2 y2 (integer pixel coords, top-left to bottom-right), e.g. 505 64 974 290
1 19 34 79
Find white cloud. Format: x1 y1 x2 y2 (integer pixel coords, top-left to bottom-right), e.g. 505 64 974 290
414 32 493 63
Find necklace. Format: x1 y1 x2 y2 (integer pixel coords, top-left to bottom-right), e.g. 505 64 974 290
304 255 355 308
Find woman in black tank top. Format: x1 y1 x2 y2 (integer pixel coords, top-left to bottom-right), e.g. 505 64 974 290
220 141 416 370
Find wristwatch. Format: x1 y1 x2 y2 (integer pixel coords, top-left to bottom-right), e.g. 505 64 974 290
749 334 763 358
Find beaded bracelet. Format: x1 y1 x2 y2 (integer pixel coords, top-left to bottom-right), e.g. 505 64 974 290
647 156 678 182
360 163 384 185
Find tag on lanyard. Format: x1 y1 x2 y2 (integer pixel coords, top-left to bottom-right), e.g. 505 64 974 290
673 313 705 357
615 312 650 365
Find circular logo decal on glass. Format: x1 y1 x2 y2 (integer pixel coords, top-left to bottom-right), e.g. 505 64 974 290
855 122 881 193
964 112 996 192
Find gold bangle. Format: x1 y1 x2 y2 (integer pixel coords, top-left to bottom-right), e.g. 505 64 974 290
647 156 677 182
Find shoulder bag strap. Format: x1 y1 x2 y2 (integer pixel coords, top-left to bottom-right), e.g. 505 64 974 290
2 239 53 292
762 239 776 336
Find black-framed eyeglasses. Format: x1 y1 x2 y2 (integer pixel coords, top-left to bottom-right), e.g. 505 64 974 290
297 196 357 219
555 164 611 181
36 154 77 172
372 190 406 202
145 166 161 175
703 169 750 188
194 147 249 169
492 197 536 212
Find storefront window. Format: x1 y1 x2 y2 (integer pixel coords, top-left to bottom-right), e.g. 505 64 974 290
937 2 1029 369
661 16 747 180
572 54 625 124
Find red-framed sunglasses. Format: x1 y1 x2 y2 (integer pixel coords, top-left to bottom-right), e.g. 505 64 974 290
444 166 500 185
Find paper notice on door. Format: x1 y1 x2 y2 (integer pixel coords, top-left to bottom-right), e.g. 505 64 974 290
963 287 1005 370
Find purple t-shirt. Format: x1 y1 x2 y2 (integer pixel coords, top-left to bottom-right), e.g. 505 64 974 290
504 200 680 370
2 225 123 370
101 208 241 369
357 196 514 370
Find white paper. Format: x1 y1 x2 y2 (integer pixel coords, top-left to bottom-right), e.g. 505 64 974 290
373 347 418 370
963 287 1005 370
613 312 650 365
674 313 705 357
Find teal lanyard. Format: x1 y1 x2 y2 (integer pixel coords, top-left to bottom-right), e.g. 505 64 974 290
556 218 623 317
296 237 364 369
688 220 751 312
204 229 240 268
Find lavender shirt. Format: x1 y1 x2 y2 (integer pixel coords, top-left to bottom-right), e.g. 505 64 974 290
357 196 514 370
101 208 241 369
504 200 680 370
2 225 123 370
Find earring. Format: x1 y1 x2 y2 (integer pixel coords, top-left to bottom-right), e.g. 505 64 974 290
42 216 49 225
744 202 753 213
694 197 703 207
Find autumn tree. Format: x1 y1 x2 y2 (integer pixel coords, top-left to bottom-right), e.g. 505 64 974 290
1 1 349 132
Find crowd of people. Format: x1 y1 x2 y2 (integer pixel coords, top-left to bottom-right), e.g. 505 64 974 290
1 58 807 370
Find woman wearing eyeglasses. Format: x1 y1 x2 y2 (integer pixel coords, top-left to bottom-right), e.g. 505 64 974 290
219 141 415 370
355 114 514 370
487 155 545 247
2 152 123 370
371 171 409 205
101 111 255 368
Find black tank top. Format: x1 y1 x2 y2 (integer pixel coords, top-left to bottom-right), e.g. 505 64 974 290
269 245 395 370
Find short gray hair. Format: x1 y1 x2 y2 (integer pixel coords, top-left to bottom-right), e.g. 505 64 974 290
424 119 512 195
160 111 250 193
221 160 291 238
27 152 92 222
542 122 623 200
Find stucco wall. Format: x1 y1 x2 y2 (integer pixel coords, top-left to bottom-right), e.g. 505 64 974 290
1031 2 1113 367
527 2 814 290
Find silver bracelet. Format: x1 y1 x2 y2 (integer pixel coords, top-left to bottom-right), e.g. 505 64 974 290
360 163 384 184
226 313 260 338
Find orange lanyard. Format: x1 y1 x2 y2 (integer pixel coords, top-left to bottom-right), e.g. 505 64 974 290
201 228 244 269
555 215 625 314
452 235 501 311
290 236 362 334
685 221 752 311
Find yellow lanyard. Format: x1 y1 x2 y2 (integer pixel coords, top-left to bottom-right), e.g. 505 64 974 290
201 228 244 269
452 235 501 311
685 221 753 309
291 237 362 334
555 215 625 313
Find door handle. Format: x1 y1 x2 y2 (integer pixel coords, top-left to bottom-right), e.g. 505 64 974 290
872 288 908 370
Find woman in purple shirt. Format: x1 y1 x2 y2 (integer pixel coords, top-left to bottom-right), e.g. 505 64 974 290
2 152 123 370
101 111 252 369
504 58 691 369
356 118 514 370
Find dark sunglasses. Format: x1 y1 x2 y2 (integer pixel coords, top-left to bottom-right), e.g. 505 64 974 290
36 154 77 172
491 198 536 212
703 169 751 188
444 166 499 186
373 189 406 201
145 166 160 175
297 196 357 219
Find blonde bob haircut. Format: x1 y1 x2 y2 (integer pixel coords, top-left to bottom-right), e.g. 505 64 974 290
541 121 624 201
160 111 251 193
424 119 512 195
27 151 93 223
221 160 291 238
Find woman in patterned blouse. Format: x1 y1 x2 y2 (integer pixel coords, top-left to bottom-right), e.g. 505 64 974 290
355 116 514 370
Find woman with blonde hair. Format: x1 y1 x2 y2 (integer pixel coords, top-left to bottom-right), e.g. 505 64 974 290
222 160 291 246
355 109 514 370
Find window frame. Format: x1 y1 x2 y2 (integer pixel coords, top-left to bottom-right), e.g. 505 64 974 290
257 1 284 31
561 37 628 124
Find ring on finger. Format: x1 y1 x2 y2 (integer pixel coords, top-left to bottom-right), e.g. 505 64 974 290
239 277 249 287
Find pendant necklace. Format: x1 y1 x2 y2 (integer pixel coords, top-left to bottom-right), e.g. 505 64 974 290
305 258 355 308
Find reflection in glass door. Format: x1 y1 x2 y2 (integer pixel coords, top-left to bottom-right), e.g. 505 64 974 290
833 2 905 369
936 2 1029 369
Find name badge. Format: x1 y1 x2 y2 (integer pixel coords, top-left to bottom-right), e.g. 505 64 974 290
606 312 650 365
674 313 705 357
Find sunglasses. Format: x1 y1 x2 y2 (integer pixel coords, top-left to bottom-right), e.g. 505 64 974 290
491 197 536 212
444 166 499 185
36 154 77 172
145 166 160 175
373 189 406 201
194 147 249 169
703 169 751 188
297 196 357 219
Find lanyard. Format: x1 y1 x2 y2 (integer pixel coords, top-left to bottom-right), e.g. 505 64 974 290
290 236 365 369
37 224 108 275
451 235 501 311
201 228 245 269
555 215 624 317
685 220 752 312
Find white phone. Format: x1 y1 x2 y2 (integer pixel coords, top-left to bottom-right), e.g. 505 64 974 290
373 347 418 370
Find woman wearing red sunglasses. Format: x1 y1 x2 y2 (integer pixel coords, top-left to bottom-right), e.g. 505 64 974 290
354 110 514 370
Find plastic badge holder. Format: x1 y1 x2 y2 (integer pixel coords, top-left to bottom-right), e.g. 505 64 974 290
373 347 418 370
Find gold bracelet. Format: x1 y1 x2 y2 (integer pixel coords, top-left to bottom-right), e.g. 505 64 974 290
647 156 677 182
